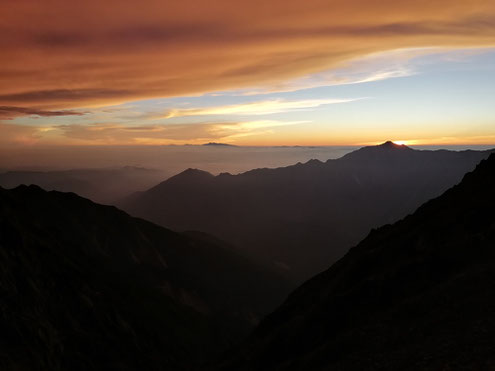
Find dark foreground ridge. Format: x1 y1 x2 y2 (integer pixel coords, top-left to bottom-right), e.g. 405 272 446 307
218 153 495 370
122 142 494 282
0 185 290 370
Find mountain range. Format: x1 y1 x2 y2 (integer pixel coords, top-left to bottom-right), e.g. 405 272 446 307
1 145 494 370
0 167 164 205
217 152 495 370
122 142 494 281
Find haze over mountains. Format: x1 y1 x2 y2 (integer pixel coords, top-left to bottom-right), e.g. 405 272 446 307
0 146 358 205
1 147 494 370
122 142 494 281
0 185 290 370
0 145 358 182
220 152 495 371
0 167 164 205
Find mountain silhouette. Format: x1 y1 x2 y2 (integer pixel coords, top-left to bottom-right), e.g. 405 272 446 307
217 153 495 370
0 167 164 204
0 185 290 370
203 142 237 147
121 142 494 282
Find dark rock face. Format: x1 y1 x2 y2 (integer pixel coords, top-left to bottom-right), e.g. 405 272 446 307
122 143 493 282
219 154 495 371
0 185 290 371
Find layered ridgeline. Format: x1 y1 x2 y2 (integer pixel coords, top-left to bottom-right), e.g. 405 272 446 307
218 153 495 371
0 166 164 205
0 185 290 370
122 142 494 282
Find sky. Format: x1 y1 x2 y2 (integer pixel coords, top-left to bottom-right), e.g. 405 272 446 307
1 0 495 147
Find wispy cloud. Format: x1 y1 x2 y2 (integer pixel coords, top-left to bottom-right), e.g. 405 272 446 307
11 119 305 146
57 120 308 144
0 106 86 120
213 120 308 131
0 123 45 146
163 98 358 118
233 48 430 95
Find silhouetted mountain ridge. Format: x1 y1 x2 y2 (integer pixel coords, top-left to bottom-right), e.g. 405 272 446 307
122 142 494 281
0 167 164 204
0 185 290 370
156 168 215 186
203 142 237 147
218 153 495 370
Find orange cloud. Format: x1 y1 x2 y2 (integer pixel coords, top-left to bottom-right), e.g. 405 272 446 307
163 98 358 118
0 123 45 146
20 120 305 145
1 1 494 111
0 106 85 119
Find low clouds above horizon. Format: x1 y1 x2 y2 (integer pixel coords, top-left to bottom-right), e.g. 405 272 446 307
0 120 310 146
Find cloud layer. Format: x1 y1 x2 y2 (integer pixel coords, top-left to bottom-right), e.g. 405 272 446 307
164 98 357 118
0 120 309 147
0 106 85 119
2 0 495 110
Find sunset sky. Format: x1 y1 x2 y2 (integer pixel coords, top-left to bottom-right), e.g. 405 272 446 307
1 0 495 146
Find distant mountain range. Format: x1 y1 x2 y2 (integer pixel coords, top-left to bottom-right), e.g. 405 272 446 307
218 152 495 370
0 185 290 370
121 142 494 282
0 167 164 205
203 142 237 147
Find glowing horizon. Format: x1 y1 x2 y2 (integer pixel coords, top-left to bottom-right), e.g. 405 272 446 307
1 1 495 149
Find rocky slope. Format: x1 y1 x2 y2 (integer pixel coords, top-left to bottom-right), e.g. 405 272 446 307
218 153 495 370
0 185 290 370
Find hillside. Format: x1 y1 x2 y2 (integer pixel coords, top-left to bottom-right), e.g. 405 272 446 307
0 185 290 370
122 142 493 281
218 153 495 370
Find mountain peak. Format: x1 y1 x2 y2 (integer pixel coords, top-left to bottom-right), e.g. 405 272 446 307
166 168 214 184
377 140 410 149
145 168 214 193
224 153 495 371
172 168 214 181
342 140 413 161
182 167 212 175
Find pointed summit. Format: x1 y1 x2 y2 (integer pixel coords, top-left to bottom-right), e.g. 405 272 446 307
147 168 214 193
178 168 214 178
164 168 214 185
376 140 411 150
342 140 413 161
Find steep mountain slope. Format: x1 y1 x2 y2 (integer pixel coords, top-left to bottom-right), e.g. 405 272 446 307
122 142 493 281
218 153 495 371
0 185 290 370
